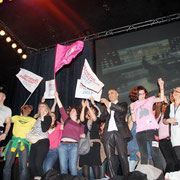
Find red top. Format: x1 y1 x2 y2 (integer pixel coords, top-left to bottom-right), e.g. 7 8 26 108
60 107 84 141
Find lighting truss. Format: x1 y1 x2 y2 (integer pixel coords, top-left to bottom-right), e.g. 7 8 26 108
38 13 180 52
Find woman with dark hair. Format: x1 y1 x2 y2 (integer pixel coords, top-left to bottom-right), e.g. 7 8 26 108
29 102 52 180
129 78 165 170
55 92 85 176
39 97 63 174
79 99 101 180
43 103 63 173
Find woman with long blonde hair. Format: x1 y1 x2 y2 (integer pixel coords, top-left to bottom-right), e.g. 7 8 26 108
29 102 52 180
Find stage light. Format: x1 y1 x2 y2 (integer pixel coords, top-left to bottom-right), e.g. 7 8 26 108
12 43 17 48
17 48 23 54
6 37 11 42
0 30 5 36
22 54 27 59
0 0 3 4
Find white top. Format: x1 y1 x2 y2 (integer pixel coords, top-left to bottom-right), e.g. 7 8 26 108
107 101 118 132
170 103 180 147
0 105 12 127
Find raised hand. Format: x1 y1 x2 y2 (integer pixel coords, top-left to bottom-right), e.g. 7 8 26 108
89 96 95 105
158 78 164 89
85 100 90 108
81 100 86 108
100 98 110 109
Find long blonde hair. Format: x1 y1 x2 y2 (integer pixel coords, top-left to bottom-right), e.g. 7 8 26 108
36 102 51 118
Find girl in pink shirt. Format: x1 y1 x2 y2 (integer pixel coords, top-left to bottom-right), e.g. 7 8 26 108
129 78 164 170
43 111 63 174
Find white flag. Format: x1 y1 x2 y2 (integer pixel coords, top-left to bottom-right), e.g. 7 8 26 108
80 59 104 93
16 68 43 93
44 79 56 99
75 79 102 102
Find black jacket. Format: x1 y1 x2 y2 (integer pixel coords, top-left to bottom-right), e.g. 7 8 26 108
100 102 132 142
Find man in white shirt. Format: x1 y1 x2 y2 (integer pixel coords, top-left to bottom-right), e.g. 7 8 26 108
0 91 12 141
163 87 180 166
100 89 132 178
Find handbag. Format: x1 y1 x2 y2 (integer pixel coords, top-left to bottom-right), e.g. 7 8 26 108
78 131 91 155
26 130 42 144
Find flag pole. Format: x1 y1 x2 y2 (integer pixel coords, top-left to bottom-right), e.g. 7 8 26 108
21 92 34 107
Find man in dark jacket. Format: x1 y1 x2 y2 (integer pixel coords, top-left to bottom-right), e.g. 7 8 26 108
100 89 132 178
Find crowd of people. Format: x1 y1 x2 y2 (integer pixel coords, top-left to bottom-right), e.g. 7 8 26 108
0 78 180 180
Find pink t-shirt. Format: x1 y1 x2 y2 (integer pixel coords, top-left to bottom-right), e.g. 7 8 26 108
48 121 62 149
158 115 169 140
134 96 159 133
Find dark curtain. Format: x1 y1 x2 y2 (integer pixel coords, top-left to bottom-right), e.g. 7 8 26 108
10 41 95 117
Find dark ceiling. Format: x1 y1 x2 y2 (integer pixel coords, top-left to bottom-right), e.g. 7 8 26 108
0 0 180 89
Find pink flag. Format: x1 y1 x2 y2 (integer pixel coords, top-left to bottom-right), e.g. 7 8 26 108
54 40 84 75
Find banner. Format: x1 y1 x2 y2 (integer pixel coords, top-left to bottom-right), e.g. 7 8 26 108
44 79 56 99
16 68 43 93
54 40 84 75
75 79 102 102
80 59 104 93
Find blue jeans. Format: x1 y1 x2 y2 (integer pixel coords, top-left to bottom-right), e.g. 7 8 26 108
43 148 58 173
128 157 138 172
58 142 79 175
3 141 29 180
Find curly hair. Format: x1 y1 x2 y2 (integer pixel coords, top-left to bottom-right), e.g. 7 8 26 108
129 86 148 102
67 106 81 121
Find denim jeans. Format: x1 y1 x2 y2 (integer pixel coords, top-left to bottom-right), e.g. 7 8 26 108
136 129 164 170
43 148 58 173
58 142 79 175
128 157 138 172
3 141 29 180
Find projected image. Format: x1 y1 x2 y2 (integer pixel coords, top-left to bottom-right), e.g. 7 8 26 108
96 22 180 102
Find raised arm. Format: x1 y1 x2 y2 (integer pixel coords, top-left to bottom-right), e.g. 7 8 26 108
86 100 97 121
51 98 57 112
54 91 63 108
154 78 164 103
90 96 101 117
54 91 68 122
100 98 110 110
41 94 45 103
80 100 86 122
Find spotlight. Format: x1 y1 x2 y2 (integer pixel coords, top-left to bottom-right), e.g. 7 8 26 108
0 30 5 36
22 54 27 59
12 43 17 48
6 37 11 42
17 48 23 54
0 0 3 4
